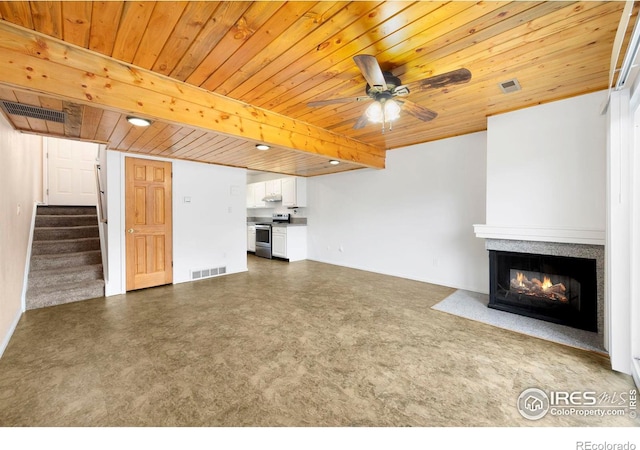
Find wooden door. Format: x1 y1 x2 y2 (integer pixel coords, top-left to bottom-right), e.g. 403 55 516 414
47 136 99 205
125 157 173 291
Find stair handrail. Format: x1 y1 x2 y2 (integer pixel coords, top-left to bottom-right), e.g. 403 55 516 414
95 164 109 284
95 164 107 224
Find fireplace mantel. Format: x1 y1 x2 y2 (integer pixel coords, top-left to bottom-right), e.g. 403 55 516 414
473 224 605 245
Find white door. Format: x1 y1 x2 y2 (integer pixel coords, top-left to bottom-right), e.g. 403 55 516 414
47 136 99 205
632 103 640 385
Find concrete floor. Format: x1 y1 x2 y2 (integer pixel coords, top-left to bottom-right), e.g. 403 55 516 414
0 255 637 426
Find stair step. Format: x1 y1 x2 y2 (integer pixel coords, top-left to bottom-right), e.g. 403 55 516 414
34 225 99 241
28 205 105 310
30 250 102 271
28 264 103 289
35 214 98 227
31 237 100 255
37 206 97 216
26 279 105 310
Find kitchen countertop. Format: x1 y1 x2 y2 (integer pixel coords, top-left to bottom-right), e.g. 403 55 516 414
247 221 307 227
271 223 307 227
247 216 307 227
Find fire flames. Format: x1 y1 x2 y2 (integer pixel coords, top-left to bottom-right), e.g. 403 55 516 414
510 272 567 302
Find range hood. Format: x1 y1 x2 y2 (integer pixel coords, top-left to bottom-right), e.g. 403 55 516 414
262 194 282 202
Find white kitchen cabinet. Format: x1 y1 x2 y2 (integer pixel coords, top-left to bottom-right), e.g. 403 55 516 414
265 179 282 197
281 177 307 208
253 183 266 207
247 225 256 252
272 227 286 258
246 182 266 208
271 225 307 261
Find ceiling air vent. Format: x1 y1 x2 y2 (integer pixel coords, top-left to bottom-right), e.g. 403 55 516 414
498 78 521 94
0 101 66 123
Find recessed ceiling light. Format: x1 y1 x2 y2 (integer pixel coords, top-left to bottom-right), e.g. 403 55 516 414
329 160 340 165
255 144 270 151
126 116 152 127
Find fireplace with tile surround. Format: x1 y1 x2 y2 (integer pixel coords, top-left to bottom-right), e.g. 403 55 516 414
489 250 597 332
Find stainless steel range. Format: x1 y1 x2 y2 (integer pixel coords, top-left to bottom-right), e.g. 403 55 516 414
254 213 290 259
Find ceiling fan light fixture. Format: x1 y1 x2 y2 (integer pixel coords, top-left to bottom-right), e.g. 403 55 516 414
384 99 401 121
255 144 270 151
365 101 383 123
366 99 401 124
126 116 152 127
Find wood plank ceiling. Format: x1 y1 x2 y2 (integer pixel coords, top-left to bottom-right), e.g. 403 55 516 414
0 1 632 176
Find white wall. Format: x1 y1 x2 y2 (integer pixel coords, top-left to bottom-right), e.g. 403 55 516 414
247 171 285 183
0 115 43 357
105 152 247 295
172 159 247 283
307 131 488 293
486 91 607 232
105 150 123 295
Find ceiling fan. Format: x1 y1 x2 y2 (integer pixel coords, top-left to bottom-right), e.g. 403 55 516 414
307 55 472 132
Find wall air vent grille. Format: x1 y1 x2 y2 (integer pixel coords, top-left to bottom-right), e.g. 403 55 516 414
0 101 66 123
190 266 227 281
498 78 522 94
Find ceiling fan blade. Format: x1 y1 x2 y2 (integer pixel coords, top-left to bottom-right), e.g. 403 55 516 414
392 85 410 97
353 55 387 91
353 111 369 129
307 96 370 107
401 99 438 122
410 68 472 91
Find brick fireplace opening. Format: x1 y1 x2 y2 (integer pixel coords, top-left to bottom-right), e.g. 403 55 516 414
489 250 597 332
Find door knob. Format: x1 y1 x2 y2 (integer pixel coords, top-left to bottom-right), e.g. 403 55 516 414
127 228 135 233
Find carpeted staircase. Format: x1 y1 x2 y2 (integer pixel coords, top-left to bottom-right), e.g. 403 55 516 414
26 205 105 310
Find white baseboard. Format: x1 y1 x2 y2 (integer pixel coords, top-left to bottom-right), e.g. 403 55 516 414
0 308 22 359
306 257 489 295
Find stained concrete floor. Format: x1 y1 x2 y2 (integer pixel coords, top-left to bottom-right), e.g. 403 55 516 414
0 255 637 427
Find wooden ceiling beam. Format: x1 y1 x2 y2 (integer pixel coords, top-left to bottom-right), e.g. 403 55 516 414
0 21 385 169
